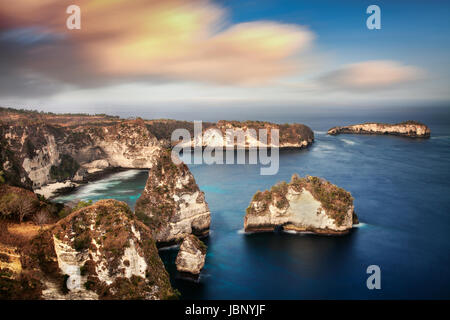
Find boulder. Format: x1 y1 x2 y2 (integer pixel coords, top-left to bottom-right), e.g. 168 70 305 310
175 235 207 276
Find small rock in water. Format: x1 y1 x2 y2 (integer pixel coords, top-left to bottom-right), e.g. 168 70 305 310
175 235 207 278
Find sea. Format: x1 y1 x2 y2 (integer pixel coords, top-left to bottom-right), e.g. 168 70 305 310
54 106 450 299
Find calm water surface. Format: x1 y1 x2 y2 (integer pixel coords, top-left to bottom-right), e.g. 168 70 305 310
55 110 450 299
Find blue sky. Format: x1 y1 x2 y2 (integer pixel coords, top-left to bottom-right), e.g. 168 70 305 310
221 0 450 72
0 0 449 115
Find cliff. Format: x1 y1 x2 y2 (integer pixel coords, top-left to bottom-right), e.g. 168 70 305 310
135 149 211 246
1 108 314 195
175 235 207 277
7 199 176 300
327 121 430 138
175 120 314 149
244 175 358 235
0 117 162 192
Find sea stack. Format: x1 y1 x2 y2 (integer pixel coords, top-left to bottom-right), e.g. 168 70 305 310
135 149 211 246
244 175 358 235
327 121 430 138
175 235 207 277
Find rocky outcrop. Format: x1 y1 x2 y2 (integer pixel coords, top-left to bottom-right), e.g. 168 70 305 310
22 199 176 300
175 120 314 149
244 175 358 235
327 121 430 138
175 235 207 277
82 118 161 168
135 149 210 246
1 108 314 194
0 117 161 191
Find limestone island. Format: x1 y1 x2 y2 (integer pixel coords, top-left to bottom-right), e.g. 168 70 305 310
327 121 430 138
174 120 314 149
244 175 359 235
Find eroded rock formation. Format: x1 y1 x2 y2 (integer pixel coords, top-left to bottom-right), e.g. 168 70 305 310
244 175 358 235
0 116 161 192
20 200 176 300
135 149 211 246
174 120 314 149
175 235 207 276
327 121 430 138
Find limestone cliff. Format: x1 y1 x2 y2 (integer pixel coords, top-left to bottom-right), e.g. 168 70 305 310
244 175 358 235
20 199 176 300
0 118 161 191
327 121 430 138
135 150 210 246
175 235 207 276
175 120 314 149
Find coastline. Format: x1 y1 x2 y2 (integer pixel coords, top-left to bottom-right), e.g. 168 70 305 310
35 167 145 200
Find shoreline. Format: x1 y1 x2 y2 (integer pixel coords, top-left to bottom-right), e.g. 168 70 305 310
35 167 147 200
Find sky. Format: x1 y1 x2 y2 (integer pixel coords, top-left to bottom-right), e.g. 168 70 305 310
0 0 449 117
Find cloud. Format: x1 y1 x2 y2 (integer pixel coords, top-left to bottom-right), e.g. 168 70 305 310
320 60 423 91
0 0 314 98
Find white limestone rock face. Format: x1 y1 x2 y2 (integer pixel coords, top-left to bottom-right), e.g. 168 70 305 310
0 119 162 191
44 199 175 300
22 135 60 188
176 120 314 149
327 121 430 138
86 119 161 168
175 235 207 276
135 149 211 246
245 175 358 235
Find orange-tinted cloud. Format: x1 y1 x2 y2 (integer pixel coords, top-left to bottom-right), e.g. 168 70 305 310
0 0 314 88
321 60 423 91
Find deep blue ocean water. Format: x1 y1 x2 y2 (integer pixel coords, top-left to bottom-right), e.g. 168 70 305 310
55 107 450 299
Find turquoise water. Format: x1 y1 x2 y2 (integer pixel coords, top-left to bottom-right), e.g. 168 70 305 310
55 170 148 209
54 110 450 299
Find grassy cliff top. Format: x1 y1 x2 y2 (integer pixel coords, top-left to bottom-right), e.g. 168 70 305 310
247 174 354 226
51 199 175 299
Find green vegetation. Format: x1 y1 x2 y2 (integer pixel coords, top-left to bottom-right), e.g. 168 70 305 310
49 200 175 299
50 154 80 181
247 174 354 226
73 234 91 252
291 175 353 226
146 120 215 141
399 120 425 125
215 120 314 145
193 236 208 255
0 106 120 118
135 149 192 231
72 200 93 211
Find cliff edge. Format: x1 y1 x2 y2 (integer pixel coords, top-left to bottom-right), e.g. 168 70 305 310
175 120 314 149
1 199 177 300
